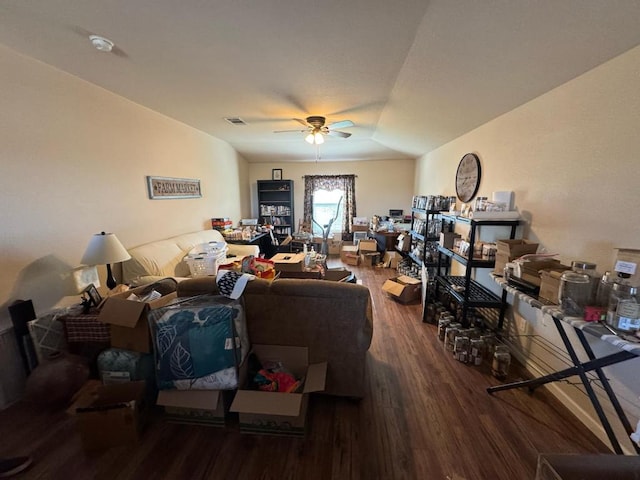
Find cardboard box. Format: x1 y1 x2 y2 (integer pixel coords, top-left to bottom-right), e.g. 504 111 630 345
360 252 380 267
323 269 353 282
157 389 228 427
231 345 327 437
345 253 360 266
539 270 563 304
271 252 305 272
74 381 146 451
395 234 411 252
496 239 539 258
614 248 640 286
494 251 511 275
439 231 461 249
327 239 342 255
352 217 369 232
382 251 400 269
382 275 422 304
538 266 572 302
98 286 178 353
340 245 358 263
535 453 640 480
519 259 562 286
358 239 377 253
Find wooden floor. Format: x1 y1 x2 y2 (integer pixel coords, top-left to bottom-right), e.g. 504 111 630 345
0 260 609 480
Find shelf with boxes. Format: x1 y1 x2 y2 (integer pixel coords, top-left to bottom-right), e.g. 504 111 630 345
430 214 520 327
406 195 454 272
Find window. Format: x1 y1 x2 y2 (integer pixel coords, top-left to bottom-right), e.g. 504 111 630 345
312 189 344 235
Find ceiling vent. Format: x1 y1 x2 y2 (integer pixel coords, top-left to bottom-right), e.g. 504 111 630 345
224 117 247 126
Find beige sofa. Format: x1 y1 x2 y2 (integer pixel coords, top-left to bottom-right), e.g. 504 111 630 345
122 230 260 285
177 276 374 399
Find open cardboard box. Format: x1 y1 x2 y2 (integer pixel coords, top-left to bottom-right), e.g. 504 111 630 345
230 345 326 437
74 381 147 451
535 453 640 480
382 275 422 303
382 251 401 269
157 389 229 427
98 285 178 353
360 252 380 267
357 239 377 253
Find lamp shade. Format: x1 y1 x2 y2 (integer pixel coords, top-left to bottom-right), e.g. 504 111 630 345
81 232 131 266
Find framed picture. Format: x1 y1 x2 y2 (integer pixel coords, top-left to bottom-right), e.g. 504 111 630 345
272 169 283 181
83 283 102 308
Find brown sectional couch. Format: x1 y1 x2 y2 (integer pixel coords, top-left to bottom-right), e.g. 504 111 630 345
177 276 374 399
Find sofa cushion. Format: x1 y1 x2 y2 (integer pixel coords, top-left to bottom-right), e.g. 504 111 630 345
125 240 186 280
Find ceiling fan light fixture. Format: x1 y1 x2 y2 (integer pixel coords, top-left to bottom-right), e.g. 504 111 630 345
305 131 324 145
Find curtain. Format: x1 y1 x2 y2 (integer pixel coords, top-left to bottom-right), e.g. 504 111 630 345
303 174 356 240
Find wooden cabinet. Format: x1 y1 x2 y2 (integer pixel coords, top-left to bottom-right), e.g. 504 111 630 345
257 180 294 244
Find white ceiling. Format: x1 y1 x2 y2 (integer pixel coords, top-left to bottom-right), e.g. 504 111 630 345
2 0 640 163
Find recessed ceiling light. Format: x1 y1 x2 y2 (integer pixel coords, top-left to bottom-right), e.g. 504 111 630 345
89 35 114 52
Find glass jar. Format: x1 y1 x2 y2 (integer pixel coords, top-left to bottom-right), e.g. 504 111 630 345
470 338 485 366
437 317 451 342
491 345 511 380
480 334 496 359
607 283 640 332
596 271 614 308
444 323 462 352
559 271 591 317
571 261 599 305
454 335 470 363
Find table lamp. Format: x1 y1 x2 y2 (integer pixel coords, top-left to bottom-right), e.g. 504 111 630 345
81 232 131 289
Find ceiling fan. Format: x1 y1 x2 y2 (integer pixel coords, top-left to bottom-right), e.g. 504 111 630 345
274 116 354 145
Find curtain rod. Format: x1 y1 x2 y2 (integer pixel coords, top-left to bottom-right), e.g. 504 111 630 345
301 174 357 178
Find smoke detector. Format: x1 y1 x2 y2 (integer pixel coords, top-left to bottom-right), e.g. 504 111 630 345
89 35 114 52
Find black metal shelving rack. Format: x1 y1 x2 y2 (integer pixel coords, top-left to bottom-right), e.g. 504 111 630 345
435 214 520 328
257 179 294 244
408 207 446 275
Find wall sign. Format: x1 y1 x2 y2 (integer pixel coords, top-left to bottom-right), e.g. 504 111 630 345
147 176 202 199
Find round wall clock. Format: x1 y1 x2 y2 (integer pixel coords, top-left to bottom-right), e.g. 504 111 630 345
455 153 481 203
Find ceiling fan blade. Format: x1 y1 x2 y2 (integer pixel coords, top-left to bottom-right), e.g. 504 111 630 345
294 118 310 127
274 129 307 133
327 120 354 130
327 130 352 138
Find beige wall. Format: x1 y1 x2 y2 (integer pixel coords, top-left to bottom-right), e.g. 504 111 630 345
248 159 416 227
0 46 250 327
416 45 640 451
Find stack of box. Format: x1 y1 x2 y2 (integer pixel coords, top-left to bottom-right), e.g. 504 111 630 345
358 239 379 266
211 217 233 231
